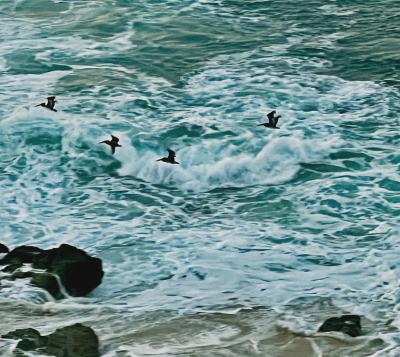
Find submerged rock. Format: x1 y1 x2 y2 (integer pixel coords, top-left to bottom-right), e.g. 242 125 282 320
0 244 103 298
2 328 46 352
0 243 9 253
8 271 64 299
2 323 99 357
318 315 362 337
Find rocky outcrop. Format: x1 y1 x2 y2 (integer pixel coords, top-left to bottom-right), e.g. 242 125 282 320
0 246 43 266
9 270 64 299
0 243 9 254
2 328 46 353
32 244 104 297
0 244 103 299
2 323 99 357
318 315 362 337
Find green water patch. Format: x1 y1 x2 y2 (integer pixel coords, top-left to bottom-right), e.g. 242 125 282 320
4 49 71 75
300 162 348 173
55 68 135 94
5 0 69 18
378 178 400 192
329 150 374 162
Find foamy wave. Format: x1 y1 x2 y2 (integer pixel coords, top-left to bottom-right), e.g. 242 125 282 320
118 134 340 191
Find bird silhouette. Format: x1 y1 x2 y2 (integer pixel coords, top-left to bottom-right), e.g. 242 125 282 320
99 135 121 154
157 148 179 164
258 110 280 129
35 96 57 112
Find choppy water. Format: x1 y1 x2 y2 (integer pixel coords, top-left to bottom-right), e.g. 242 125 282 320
0 0 399 356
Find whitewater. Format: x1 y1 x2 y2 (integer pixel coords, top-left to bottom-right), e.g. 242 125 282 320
0 0 399 356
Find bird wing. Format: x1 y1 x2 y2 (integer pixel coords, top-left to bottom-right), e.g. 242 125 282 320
167 149 176 159
111 146 116 154
267 110 276 125
111 135 119 144
274 116 280 126
47 96 56 109
267 111 275 121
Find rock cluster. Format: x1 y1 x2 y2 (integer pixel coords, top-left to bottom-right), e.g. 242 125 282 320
0 243 104 299
2 323 99 357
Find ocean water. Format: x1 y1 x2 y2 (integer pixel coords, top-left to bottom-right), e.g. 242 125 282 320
0 0 399 356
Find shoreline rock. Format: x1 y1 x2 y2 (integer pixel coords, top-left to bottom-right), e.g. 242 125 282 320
0 243 9 254
318 315 362 337
2 323 100 357
0 244 104 299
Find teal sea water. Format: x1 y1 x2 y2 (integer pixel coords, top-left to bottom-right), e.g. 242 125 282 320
0 0 399 355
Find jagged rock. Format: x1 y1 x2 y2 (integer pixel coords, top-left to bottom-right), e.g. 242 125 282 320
0 246 44 265
2 262 22 273
0 243 9 253
33 244 104 296
8 270 63 299
2 328 46 352
31 272 64 299
2 324 99 357
318 315 362 337
0 244 103 298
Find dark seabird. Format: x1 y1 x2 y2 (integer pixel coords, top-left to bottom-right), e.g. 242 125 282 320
157 148 179 164
35 96 57 112
258 110 281 129
99 135 121 154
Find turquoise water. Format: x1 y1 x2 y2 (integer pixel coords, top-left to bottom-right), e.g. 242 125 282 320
0 1 399 355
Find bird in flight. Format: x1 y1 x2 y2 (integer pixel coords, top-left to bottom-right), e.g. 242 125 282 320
35 96 57 112
258 110 281 129
99 135 121 154
157 149 179 164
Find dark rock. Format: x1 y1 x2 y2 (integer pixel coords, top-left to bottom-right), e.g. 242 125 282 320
0 243 9 253
2 328 41 341
1 262 23 273
318 314 362 337
6 270 63 299
45 323 100 357
33 244 104 297
0 244 103 298
2 328 46 352
3 324 99 357
0 246 44 266
31 272 64 299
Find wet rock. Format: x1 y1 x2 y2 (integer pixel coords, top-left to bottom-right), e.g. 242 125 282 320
2 324 99 357
4 271 62 299
0 244 103 298
0 246 44 265
318 315 362 337
33 244 104 297
31 272 64 299
2 328 46 352
45 323 100 357
1 262 22 273
0 243 9 253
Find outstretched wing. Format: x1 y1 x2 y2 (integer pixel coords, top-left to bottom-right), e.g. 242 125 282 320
111 135 119 144
273 115 280 127
267 110 275 121
47 96 56 109
167 148 176 160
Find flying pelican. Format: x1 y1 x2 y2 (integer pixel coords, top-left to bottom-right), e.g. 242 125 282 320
258 110 281 129
35 96 57 112
99 135 121 154
157 149 179 164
